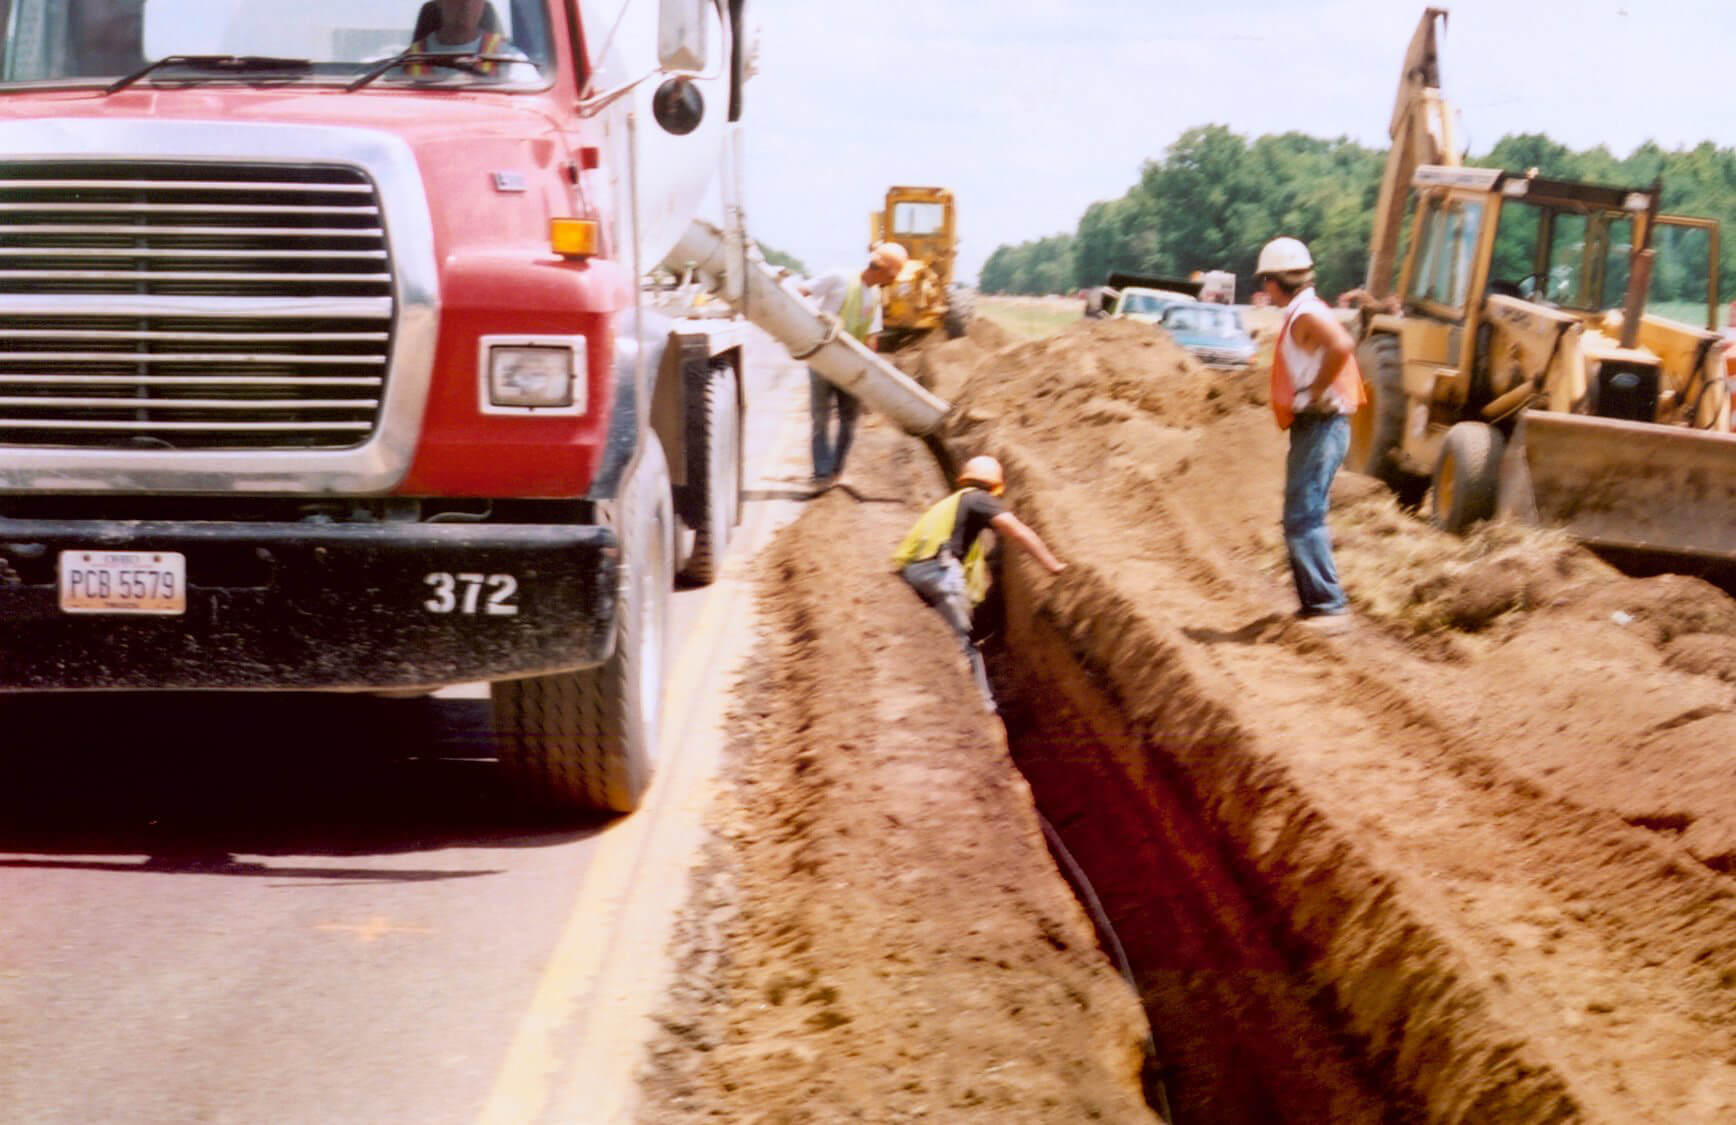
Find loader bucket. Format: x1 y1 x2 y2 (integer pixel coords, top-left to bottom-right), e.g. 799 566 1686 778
1497 412 1736 561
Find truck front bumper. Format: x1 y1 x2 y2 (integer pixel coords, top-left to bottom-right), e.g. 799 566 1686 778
0 519 617 691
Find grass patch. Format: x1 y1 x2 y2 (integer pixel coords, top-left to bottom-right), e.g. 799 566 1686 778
978 296 1084 340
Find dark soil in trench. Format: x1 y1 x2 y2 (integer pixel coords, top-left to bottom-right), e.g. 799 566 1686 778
987 633 1419 1123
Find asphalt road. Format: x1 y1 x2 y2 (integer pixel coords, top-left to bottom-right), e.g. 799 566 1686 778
0 329 815 1125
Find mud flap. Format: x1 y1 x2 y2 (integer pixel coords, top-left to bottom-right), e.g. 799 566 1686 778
1497 412 1736 560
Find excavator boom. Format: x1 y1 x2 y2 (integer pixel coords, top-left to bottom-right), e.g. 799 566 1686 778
1366 7 1455 298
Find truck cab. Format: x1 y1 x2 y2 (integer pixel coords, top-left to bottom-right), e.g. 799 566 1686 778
0 0 751 814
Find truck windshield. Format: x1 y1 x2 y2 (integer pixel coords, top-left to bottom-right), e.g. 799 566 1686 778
0 0 555 89
1165 305 1242 338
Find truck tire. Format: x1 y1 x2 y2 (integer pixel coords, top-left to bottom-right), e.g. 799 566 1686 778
679 362 741 585
1431 421 1504 535
943 290 975 339
1349 332 1428 506
492 441 673 815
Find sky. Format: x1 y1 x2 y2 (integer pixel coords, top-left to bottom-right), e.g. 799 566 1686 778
739 0 1732 283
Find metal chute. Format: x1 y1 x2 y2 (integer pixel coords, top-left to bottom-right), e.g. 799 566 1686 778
665 218 951 437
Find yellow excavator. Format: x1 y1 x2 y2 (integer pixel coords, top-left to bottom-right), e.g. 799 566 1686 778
870 186 973 348
1351 8 1735 565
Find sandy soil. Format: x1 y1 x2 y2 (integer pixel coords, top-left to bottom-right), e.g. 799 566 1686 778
638 427 1158 1123
644 312 1736 1123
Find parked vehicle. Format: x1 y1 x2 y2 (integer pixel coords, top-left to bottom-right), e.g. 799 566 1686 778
1159 303 1258 367
1083 272 1202 322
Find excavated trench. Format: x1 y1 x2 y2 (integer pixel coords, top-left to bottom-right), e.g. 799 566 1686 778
981 575 1419 1125
889 317 1736 1123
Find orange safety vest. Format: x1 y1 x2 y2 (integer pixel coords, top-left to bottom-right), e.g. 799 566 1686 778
405 31 505 77
1269 296 1366 430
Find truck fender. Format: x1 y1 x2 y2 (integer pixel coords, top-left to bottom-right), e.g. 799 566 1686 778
589 306 677 502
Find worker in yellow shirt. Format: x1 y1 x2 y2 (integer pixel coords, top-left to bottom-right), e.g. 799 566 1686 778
892 455 1066 712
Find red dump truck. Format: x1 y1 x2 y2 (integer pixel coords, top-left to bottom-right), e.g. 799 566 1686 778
0 0 947 814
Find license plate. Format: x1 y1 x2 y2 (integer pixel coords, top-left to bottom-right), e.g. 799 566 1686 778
58 550 187 615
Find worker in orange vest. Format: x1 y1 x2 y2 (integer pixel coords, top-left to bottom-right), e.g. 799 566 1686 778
1257 236 1367 633
405 0 516 78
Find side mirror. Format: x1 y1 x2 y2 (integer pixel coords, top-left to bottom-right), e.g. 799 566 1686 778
658 0 707 72
652 77 705 135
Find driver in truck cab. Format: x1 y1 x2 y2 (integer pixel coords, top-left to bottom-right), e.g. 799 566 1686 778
404 0 521 77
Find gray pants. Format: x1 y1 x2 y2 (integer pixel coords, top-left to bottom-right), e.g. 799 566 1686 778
808 369 859 479
901 556 995 711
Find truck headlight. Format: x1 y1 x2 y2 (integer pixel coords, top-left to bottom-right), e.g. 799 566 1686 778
479 336 587 415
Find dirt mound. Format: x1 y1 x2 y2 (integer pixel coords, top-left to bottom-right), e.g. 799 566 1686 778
926 314 1736 1121
950 317 1263 433
641 431 1158 1123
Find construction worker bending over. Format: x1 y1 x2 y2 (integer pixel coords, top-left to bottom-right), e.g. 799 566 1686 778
801 242 908 487
892 456 1066 712
1256 236 1366 633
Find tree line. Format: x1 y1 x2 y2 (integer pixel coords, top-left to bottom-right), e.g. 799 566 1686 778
979 124 1736 308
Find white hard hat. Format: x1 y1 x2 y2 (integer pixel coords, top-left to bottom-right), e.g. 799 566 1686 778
958 454 1004 495
1255 237 1313 276
871 241 909 273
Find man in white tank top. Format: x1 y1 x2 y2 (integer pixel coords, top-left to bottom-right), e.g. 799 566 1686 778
1256 237 1360 632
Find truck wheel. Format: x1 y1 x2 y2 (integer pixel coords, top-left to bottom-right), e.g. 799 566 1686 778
1431 421 1504 535
1350 332 1428 506
679 362 741 586
493 442 673 815
943 290 975 339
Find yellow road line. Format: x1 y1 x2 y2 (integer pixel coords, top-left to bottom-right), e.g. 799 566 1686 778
477 360 809 1125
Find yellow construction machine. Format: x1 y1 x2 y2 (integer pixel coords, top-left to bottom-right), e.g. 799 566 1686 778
870 186 973 348
1351 9 1735 565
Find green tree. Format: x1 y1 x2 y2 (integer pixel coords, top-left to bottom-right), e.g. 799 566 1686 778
977 125 1736 309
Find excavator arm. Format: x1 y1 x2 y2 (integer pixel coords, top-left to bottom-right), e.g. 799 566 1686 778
1366 7 1456 299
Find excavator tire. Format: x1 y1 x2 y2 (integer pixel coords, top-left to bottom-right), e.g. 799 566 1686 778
678 361 740 585
1350 332 1428 506
1431 421 1504 535
492 441 673 816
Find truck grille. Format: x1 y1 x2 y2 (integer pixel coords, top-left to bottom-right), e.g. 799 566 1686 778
0 162 393 451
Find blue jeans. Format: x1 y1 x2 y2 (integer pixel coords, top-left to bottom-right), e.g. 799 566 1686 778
1283 413 1350 616
809 369 860 479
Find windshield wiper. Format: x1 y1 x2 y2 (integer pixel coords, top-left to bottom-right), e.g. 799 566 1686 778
345 51 517 92
106 55 312 95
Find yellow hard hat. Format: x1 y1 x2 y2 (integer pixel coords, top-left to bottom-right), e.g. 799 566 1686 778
958 455 1004 495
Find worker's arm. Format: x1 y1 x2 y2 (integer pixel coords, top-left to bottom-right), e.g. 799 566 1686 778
989 511 1067 574
1292 308 1356 398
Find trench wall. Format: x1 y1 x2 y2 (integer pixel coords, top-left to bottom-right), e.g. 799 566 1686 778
991 491 1584 1125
